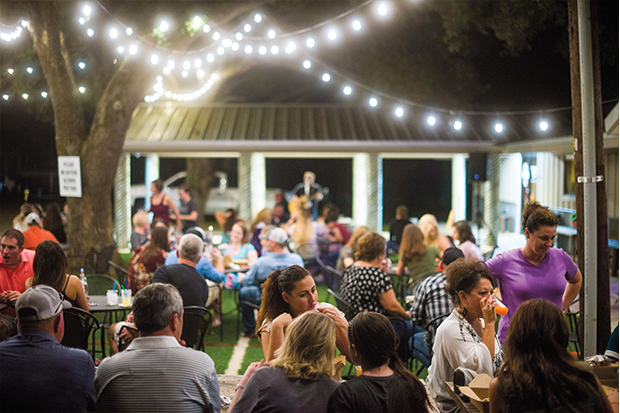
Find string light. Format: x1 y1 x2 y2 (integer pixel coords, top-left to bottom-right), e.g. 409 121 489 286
79 17 86 25
212 32 220 41
453 120 463 131
79 87 86 93
126 27 133 35
395 107 404 117
245 45 253 54
369 97 378 107
495 122 504 133
117 46 124 54
22 93 28 100
129 44 138 55
352 20 362 31
243 24 252 33
322 73 331 82
267 29 276 39
306 38 315 48
203 24 211 33
302 60 312 69
83 5 92 16
427 116 436 126
159 21 169 32
2 95 8 100
343 86 352 95
7 68 14 74
328 29 337 40
259 46 267 55
254 14 262 23
87 28 94 37
150 55 159 65
236 32 243 41
26 67 33 74
109 28 118 39
41 91 48 98
539 120 549 131
270 45 279 55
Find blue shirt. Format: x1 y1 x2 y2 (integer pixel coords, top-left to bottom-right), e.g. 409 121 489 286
243 252 304 287
165 249 226 283
0 328 96 413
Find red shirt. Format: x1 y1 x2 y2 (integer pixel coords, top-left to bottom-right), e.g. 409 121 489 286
22 226 58 250
0 249 35 294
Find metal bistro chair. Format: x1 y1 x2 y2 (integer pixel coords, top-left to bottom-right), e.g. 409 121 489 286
327 288 356 321
566 300 581 359
61 307 100 359
410 313 450 374
316 256 343 299
181 306 212 351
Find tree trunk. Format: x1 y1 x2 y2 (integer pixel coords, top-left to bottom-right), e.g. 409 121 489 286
186 158 215 226
567 0 610 356
27 2 154 269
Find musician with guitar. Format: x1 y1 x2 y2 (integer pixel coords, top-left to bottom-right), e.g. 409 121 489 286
289 171 325 221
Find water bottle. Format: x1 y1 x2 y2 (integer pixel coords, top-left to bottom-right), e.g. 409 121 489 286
80 268 89 297
207 226 214 245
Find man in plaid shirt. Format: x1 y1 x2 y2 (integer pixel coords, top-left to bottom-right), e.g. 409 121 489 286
410 247 464 367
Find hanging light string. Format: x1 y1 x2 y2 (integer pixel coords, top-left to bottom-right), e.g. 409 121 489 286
0 19 28 42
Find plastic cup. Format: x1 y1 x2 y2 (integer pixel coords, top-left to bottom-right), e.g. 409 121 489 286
121 289 132 306
494 297 509 317
356 366 363 376
106 290 118 306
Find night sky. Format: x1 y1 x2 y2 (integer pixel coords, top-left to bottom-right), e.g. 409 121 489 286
0 1 617 223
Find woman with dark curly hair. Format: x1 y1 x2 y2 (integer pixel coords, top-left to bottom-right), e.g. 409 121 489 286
485 202 582 344
328 312 432 413
489 298 613 413
255 265 350 362
426 258 503 413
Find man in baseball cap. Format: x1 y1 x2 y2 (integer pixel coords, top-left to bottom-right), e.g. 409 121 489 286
0 285 96 412
239 227 303 337
22 212 58 251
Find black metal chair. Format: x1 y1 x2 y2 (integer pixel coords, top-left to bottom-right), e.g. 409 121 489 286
327 288 355 321
316 256 343 297
61 307 100 358
117 324 139 352
410 313 450 374
85 273 118 296
566 308 581 359
181 306 212 351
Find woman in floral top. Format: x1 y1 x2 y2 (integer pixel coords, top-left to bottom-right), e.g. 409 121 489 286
426 258 504 413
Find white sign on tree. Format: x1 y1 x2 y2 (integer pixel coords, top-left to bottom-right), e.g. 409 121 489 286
58 156 82 197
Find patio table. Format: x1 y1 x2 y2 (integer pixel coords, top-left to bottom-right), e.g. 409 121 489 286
88 295 131 358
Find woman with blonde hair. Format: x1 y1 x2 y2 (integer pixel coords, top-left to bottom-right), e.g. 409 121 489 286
250 208 273 256
25 240 89 311
418 214 452 254
335 225 369 272
13 203 32 232
230 311 339 413
256 265 350 362
287 206 320 260
396 224 440 290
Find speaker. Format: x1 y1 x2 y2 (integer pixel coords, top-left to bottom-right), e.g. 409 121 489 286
468 153 487 182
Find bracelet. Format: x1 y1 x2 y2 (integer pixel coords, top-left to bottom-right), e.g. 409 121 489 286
235 384 245 391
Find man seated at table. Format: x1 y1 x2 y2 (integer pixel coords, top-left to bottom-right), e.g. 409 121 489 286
0 229 35 341
409 247 464 368
239 227 303 337
0 285 96 412
153 233 209 308
22 212 58 250
95 283 220 412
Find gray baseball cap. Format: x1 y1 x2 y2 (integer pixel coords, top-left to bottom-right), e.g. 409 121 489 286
16 285 71 322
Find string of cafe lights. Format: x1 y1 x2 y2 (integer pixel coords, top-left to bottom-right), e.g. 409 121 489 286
2 1 616 135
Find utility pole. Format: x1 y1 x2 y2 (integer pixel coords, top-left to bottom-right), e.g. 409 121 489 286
567 0 610 357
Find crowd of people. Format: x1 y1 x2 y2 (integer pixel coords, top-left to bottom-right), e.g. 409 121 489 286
0 175 617 413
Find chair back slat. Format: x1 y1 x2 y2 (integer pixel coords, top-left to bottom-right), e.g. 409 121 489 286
181 306 212 351
60 307 99 355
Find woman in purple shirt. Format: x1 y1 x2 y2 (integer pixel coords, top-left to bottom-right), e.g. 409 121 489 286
485 202 582 344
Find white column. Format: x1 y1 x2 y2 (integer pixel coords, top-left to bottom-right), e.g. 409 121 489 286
499 153 523 233
238 152 251 223
144 154 159 210
451 154 467 222
250 153 266 220
114 153 131 251
352 153 382 232
535 152 565 208
484 154 500 248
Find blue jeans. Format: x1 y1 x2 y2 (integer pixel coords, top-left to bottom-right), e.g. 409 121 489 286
239 286 261 334
410 331 431 368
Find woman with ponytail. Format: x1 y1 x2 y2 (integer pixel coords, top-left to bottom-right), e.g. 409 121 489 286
328 312 431 413
255 265 350 362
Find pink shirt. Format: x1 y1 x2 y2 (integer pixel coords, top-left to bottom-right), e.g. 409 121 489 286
0 249 35 294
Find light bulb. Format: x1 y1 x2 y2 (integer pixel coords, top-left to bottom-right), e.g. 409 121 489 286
167 60 175 69
156 76 163 82
217 47 224 55
395 107 404 117
254 14 262 23
213 32 220 41
236 32 243 41
328 29 337 40
369 98 378 107
26 67 34 74
268 29 275 39
207 53 214 63
110 28 118 39
79 87 86 93
322 73 330 82
306 38 315 48
244 24 252 33
163 67 170 74
194 59 202 68
83 5 91 16
539 121 549 131
129 45 137 55
203 24 210 33
87 28 94 37
495 122 503 133
7 68 13 74
378 3 388 16
165 91 172 98
193 16 202 27
183 61 191 70
259 46 267 55
126 27 133 36
151 54 159 65
232 42 239 51
245 45 253 54
159 21 169 32
222 38 232 47
78 62 86 69
453 120 462 131
41 91 48 98
2 94 8 100
271 46 279 55
285 42 296 53
352 20 362 31
197 69 205 77
22 93 28 100
343 86 352 95
181 71 188 77
427 116 436 126
79 17 86 25
117 46 124 53
302 60 311 69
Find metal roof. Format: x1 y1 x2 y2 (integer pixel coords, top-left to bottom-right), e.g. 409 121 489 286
123 102 576 154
